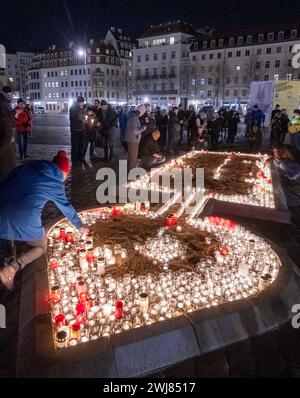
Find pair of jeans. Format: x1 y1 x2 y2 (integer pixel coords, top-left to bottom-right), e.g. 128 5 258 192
17 131 28 159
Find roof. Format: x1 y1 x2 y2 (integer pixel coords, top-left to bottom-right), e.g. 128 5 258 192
139 21 197 39
109 27 137 44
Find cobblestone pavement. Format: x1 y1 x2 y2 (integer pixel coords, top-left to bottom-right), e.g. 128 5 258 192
1 116 300 377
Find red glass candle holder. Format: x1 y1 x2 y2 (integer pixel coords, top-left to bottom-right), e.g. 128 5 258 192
50 285 61 303
49 258 58 270
65 232 74 243
55 314 66 328
86 249 95 263
59 227 66 240
115 300 123 319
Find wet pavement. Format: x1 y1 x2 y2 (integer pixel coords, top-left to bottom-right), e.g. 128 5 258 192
1 116 300 378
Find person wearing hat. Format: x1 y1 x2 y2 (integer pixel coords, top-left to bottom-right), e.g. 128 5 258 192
0 86 16 180
69 96 86 162
15 98 32 159
0 150 84 290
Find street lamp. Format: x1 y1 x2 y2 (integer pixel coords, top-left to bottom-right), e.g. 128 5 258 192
77 49 88 104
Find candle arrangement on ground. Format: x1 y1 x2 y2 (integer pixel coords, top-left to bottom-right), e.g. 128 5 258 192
127 150 275 209
47 201 281 350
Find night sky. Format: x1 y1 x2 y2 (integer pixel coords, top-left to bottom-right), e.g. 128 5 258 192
1 0 300 50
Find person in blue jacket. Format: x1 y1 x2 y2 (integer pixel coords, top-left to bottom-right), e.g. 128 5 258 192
0 150 84 290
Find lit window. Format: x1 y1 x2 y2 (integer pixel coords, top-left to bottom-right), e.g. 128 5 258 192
170 37 175 45
236 65 240 71
274 74 279 80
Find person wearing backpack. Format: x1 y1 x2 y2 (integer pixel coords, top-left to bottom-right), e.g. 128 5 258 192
14 98 32 160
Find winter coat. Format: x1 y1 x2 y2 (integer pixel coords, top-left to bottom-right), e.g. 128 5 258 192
69 104 86 131
15 108 32 133
139 134 160 158
207 118 222 136
99 106 118 137
0 161 83 241
168 111 181 138
124 111 145 144
249 110 265 127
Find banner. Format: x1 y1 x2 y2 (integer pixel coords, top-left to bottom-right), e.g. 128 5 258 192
248 81 274 123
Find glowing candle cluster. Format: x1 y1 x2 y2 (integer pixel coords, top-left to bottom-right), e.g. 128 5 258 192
47 200 281 350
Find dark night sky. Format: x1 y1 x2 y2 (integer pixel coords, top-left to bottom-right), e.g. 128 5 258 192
1 0 300 50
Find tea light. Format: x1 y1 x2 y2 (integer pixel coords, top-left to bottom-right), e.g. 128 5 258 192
106 256 116 266
115 300 123 319
103 303 113 318
50 285 61 303
53 226 61 239
139 292 149 313
55 330 68 349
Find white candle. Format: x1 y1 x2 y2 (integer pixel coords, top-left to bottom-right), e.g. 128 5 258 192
97 258 105 275
80 258 89 273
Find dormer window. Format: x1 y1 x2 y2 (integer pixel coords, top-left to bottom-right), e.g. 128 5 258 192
247 35 252 44
258 33 264 42
229 37 235 46
237 36 243 45
203 41 207 49
219 38 224 47
268 32 274 41
278 31 284 40
211 40 216 48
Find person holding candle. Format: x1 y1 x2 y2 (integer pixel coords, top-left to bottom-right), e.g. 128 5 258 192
83 109 100 161
0 150 86 290
139 129 165 170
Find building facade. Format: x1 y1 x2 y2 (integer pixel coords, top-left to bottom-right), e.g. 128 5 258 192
132 21 196 108
189 23 300 110
5 51 35 100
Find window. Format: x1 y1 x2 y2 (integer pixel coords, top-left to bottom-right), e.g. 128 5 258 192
291 29 297 39
235 65 240 71
287 73 292 80
234 89 238 97
242 89 247 97
145 54 149 61
137 55 141 62
201 54 206 60
225 90 230 97
217 52 222 59
153 67 157 75
278 31 284 40
200 78 205 85
211 40 216 48
236 51 241 57
194 43 198 50
207 90 211 97
209 53 213 59
266 48 272 54
264 74 269 81
277 46 282 53
245 50 250 56
268 32 274 41
274 74 279 81
229 37 234 46
171 51 176 59
203 41 208 49
170 37 175 45
275 60 280 68
208 65 213 72
265 61 270 68
219 39 224 47
153 53 158 61
191 79 196 86
226 77 231 84
258 33 264 42
208 77 212 85
247 35 252 44
234 76 239 83
170 82 175 90
237 36 243 45
228 52 232 58
162 52 166 60
257 49 262 55
192 55 197 61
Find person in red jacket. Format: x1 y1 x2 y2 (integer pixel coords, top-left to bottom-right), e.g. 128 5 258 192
15 98 32 159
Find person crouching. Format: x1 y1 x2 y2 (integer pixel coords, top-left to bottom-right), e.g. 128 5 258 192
139 129 165 170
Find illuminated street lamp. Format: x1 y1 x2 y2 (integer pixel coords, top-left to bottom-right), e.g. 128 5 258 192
77 48 88 104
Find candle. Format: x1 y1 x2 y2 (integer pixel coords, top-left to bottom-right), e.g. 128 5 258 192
106 256 116 266
144 201 150 211
53 226 60 239
86 249 95 263
97 257 105 275
54 314 66 329
139 292 149 313
59 227 66 240
76 280 87 296
80 258 89 273
55 330 68 349
69 323 81 342
115 300 123 319
103 303 113 318
49 258 58 270
65 232 74 243
50 285 61 303
76 303 86 324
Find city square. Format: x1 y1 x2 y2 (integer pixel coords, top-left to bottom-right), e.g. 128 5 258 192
1 0 300 384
